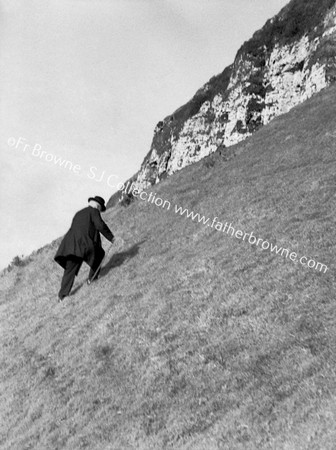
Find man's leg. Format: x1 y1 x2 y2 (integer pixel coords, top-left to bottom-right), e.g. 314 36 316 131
58 256 83 300
88 248 105 281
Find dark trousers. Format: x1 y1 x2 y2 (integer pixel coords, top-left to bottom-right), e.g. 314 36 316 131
58 256 82 299
88 247 105 280
58 249 105 299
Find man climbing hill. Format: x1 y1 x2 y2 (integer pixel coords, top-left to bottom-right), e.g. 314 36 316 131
54 196 114 302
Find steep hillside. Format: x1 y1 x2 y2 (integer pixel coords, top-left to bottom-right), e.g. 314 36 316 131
111 0 336 202
1 84 336 449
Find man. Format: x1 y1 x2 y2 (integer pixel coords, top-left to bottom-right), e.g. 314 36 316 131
54 196 114 302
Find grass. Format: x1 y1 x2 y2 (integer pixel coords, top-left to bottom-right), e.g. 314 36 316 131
1 84 336 449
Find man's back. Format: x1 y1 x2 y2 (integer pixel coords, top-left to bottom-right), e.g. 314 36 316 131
71 207 95 239
70 206 113 242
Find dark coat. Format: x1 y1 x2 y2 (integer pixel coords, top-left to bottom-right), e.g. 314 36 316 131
54 206 114 269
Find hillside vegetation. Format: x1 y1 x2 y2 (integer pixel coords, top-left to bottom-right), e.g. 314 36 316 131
1 84 336 449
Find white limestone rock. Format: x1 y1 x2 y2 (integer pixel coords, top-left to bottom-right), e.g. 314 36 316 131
130 3 336 193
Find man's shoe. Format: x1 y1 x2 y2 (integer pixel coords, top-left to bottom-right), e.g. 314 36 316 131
58 294 66 302
87 275 99 285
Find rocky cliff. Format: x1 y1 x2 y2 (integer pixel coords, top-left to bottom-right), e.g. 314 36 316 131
109 0 336 203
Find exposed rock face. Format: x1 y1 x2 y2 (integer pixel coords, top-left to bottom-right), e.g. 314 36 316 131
111 0 336 199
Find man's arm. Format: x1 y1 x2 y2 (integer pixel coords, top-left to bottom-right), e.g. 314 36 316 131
91 208 114 242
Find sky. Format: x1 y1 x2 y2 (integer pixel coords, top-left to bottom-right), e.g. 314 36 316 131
0 0 289 271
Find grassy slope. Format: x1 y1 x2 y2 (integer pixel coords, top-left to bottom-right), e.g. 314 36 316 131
1 85 336 450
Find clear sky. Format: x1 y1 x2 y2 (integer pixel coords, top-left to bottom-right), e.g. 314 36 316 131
0 0 289 270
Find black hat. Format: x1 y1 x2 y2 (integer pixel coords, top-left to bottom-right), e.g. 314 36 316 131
88 196 106 212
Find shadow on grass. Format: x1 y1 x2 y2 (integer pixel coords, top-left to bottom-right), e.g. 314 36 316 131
71 281 85 296
100 240 146 278
70 240 146 296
